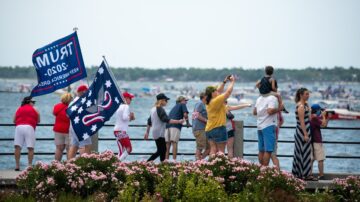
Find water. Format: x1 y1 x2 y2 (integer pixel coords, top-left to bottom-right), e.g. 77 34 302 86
0 80 359 174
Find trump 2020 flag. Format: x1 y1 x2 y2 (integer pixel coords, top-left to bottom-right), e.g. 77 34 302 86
67 61 123 141
31 32 87 97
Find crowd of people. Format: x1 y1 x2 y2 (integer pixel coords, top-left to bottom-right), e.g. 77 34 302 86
12 66 331 180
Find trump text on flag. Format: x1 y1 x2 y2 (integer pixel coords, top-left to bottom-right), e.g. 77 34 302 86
31 32 87 97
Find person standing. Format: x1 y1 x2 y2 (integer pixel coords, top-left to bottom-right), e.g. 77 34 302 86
192 92 209 160
165 96 190 161
271 111 283 171
253 93 283 166
53 93 73 161
13 96 40 171
292 88 314 180
113 92 135 161
310 104 330 180
68 85 92 159
225 101 252 158
144 93 184 162
270 81 284 170
205 75 235 155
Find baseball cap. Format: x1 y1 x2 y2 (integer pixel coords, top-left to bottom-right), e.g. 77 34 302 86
311 104 324 112
23 96 36 104
176 96 189 102
156 93 170 101
123 92 135 100
77 85 89 93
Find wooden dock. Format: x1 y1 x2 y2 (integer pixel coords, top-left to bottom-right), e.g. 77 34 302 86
0 169 358 191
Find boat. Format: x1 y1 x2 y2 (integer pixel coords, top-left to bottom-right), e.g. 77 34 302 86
326 109 360 120
315 100 360 120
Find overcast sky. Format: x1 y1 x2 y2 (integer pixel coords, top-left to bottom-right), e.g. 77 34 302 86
0 0 359 69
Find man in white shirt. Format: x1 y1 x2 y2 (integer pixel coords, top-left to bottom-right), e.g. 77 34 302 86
113 92 135 161
253 95 283 166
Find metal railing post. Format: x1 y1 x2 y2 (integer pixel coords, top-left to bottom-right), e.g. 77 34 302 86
233 120 244 158
91 133 98 152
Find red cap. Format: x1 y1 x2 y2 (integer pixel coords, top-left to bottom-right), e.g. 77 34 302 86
77 85 89 93
123 92 135 99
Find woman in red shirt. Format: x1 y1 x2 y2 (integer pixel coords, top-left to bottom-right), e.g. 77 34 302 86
53 93 73 161
13 96 40 171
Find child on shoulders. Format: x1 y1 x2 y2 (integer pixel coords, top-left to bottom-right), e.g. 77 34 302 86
256 66 288 113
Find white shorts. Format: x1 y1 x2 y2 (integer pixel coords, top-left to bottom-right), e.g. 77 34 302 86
165 127 181 142
14 125 35 148
313 143 326 161
54 132 70 145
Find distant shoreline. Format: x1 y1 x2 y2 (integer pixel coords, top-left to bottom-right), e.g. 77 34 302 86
0 66 359 82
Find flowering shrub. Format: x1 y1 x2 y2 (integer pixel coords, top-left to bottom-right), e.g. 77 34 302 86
17 151 347 201
17 150 123 201
333 176 360 201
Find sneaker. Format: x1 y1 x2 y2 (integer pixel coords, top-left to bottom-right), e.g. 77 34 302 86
318 176 325 180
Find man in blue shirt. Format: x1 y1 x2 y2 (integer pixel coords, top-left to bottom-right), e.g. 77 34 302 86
192 92 209 160
165 96 190 161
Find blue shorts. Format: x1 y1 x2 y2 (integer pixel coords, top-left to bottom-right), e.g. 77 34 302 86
70 126 92 147
206 126 227 143
257 125 276 152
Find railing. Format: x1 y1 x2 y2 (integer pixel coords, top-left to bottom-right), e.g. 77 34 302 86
1 123 360 160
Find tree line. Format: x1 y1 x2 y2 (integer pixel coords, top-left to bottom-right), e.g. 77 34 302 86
0 66 359 82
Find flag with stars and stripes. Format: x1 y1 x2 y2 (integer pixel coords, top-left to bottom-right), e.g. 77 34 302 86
66 60 124 141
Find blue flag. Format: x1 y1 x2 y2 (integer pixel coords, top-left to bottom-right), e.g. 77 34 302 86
31 32 87 97
66 61 123 141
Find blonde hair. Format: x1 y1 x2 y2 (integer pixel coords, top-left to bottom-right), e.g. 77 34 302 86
61 93 73 104
154 99 166 107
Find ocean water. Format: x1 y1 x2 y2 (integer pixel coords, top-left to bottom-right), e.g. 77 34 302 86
0 80 359 174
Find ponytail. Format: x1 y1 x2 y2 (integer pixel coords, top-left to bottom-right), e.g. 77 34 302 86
295 88 308 103
205 86 216 105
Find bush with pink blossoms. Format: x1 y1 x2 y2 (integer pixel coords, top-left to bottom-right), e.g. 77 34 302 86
17 150 124 201
332 175 360 201
15 152 333 201
118 161 161 201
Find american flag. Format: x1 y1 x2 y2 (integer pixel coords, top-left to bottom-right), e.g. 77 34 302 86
66 61 124 141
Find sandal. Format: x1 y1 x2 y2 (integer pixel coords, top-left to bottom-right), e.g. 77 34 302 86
318 176 325 180
305 175 318 181
14 168 20 171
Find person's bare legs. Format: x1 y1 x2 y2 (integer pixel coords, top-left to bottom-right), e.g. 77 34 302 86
227 137 234 158
68 145 78 159
318 160 324 177
202 148 210 159
216 142 226 154
258 151 264 165
165 142 171 160
65 145 70 160
209 141 217 155
172 142 178 160
27 147 34 167
55 144 65 161
271 155 280 171
79 145 92 155
195 149 202 160
262 152 272 166
14 145 21 170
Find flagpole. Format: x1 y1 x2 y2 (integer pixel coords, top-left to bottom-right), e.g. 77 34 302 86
73 27 91 88
102 56 127 105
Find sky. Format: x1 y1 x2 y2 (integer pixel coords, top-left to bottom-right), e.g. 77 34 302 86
0 0 359 69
